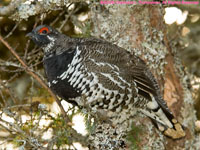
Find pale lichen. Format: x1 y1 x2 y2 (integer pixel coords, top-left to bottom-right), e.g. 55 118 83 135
17 3 36 20
89 3 196 149
10 0 76 21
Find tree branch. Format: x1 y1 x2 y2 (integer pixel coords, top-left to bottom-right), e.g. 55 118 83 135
0 35 70 124
0 0 22 16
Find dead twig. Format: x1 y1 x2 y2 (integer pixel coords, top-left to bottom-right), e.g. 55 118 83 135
58 3 81 32
50 10 66 26
4 23 19 39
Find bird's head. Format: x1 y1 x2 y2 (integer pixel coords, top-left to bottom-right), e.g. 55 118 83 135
27 25 59 52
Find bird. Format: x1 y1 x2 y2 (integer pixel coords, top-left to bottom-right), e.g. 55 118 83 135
27 25 185 140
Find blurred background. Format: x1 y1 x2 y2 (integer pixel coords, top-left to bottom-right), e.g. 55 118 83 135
0 0 199 149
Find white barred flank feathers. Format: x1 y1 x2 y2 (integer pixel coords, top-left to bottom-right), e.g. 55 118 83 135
58 46 82 81
28 25 186 140
52 80 58 84
72 73 83 88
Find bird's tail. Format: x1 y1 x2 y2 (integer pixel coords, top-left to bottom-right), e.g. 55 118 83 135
140 96 186 139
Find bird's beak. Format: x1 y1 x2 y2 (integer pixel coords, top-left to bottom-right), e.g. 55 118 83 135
26 32 34 38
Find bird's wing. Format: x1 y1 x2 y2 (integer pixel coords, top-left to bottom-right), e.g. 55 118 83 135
129 56 173 117
76 40 173 117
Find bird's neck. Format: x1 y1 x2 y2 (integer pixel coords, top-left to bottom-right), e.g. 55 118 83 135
43 48 76 81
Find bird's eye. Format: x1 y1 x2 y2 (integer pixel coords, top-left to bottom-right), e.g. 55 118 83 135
39 27 50 34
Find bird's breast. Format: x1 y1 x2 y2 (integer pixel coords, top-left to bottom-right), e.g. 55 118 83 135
43 48 82 100
43 47 139 111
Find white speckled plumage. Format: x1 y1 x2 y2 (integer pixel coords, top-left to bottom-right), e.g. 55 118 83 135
27 25 186 146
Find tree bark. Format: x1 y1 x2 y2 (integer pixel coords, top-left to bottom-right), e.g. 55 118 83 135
89 4 197 150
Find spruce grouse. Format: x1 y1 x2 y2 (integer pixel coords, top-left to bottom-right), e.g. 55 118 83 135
27 25 185 139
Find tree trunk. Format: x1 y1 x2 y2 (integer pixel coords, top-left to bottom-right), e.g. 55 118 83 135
88 4 197 150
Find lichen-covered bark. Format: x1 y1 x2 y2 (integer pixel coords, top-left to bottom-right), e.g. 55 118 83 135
89 4 198 149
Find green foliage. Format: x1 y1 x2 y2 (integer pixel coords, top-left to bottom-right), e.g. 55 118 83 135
10 110 44 148
82 21 92 37
83 113 96 135
9 107 79 149
126 123 143 150
50 113 76 148
35 87 50 98
13 135 24 148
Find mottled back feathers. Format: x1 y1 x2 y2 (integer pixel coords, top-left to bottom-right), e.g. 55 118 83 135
27 25 185 139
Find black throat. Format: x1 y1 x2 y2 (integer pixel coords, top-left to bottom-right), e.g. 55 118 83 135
43 48 81 102
43 49 75 80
